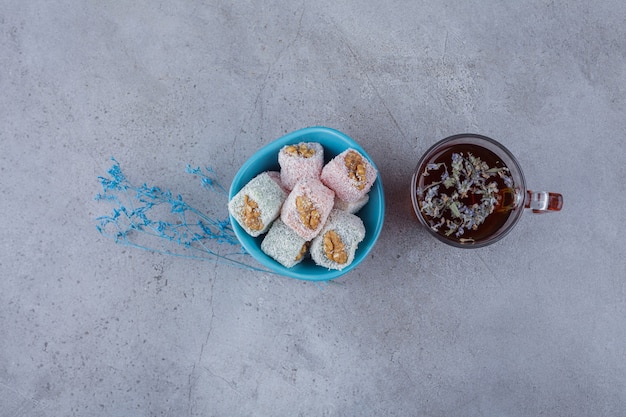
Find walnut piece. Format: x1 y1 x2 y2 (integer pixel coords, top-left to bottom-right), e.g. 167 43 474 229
344 150 367 190
294 242 309 262
242 195 263 231
295 195 321 230
285 143 316 158
323 230 348 264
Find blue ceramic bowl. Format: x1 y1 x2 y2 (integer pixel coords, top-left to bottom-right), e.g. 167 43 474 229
228 126 385 281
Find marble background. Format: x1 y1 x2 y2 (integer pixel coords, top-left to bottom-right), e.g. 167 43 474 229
1 0 625 415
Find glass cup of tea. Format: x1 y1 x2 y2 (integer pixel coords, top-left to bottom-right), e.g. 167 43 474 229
410 134 563 248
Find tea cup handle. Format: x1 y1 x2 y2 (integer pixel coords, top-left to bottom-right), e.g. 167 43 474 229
525 190 563 213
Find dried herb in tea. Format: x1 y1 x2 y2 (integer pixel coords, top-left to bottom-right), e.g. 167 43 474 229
415 144 516 243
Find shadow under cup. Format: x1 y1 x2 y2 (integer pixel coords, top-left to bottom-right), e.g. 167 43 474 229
410 134 563 248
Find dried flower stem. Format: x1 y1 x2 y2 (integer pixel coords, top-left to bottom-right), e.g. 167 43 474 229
95 158 272 273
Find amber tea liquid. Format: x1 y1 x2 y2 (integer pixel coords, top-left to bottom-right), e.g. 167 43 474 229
415 143 517 244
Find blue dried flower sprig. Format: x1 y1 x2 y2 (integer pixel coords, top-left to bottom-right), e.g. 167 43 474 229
94 158 271 273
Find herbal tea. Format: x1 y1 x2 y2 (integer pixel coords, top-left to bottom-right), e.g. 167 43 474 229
415 143 517 244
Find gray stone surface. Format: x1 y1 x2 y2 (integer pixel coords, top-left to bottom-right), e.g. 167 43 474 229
1 0 625 416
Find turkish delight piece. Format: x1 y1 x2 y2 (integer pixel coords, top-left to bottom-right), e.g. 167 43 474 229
320 148 377 202
261 219 309 268
310 209 366 271
278 142 324 191
280 178 335 241
333 193 369 214
228 172 287 237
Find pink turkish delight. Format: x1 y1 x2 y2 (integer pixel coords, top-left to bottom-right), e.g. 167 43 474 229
278 142 324 191
280 178 335 240
320 148 377 202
